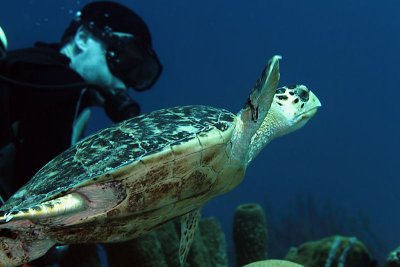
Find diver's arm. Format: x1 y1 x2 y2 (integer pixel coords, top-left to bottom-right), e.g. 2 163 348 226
0 26 7 58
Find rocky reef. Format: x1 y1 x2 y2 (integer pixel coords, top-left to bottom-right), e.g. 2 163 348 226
32 201 397 267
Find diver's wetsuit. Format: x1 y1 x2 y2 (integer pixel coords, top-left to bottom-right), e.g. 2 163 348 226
0 42 140 199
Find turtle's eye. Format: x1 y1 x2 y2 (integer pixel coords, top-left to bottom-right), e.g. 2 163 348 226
296 87 309 102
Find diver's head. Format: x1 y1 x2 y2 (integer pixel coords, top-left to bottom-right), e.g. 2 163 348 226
61 1 162 91
60 25 126 90
0 26 7 58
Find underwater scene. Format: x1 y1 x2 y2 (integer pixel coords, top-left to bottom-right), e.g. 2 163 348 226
0 0 399 266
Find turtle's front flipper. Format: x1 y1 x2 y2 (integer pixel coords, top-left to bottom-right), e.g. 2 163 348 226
0 193 86 223
179 208 201 265
244 55 281 122
231 55 281 163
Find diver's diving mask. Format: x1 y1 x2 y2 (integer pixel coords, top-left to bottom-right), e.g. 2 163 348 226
104 33 162 91
71 1 162 91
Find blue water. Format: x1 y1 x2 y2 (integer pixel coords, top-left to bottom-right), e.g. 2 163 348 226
1 0 399 265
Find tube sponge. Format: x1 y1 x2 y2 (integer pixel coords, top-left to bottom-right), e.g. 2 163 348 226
233 203 268 266
199 217 228 266
156 222 181 266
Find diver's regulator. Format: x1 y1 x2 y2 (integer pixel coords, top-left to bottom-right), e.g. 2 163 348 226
0 26 7 58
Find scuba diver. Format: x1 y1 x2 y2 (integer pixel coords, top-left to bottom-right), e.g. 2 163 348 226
0 1 162 200
0 26 6 204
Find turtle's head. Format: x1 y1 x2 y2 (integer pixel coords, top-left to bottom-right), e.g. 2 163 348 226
248 84 321 163
270 85 321 136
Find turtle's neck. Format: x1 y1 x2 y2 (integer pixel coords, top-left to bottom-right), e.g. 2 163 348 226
247 108 284 165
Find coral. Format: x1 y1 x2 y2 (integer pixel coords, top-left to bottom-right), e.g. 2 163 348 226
385 246 400 267
243 259 304 267
233 203 268 266
284 235 377 267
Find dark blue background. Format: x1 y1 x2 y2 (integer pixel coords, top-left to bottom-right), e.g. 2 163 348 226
1 0 399 264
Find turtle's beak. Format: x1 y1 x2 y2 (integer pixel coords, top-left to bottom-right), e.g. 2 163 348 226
297 91 321 121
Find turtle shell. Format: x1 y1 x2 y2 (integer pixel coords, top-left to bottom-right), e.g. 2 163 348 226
1 105 236 213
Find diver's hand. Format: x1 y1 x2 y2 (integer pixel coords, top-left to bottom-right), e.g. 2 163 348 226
104 89 140 122
89 89 106 106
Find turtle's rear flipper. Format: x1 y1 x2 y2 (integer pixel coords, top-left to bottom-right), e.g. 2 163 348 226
0 219 55 266
179 209 201 264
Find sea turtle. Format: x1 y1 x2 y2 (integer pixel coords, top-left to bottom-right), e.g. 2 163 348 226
0 55 321 266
